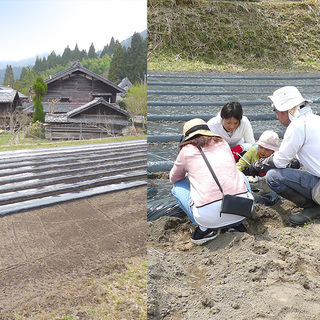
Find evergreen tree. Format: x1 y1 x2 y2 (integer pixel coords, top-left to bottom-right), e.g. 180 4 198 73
100 44 109 58
108 37 116 55
72 43 81 61
108 41 126 84
47 51 58 69
19 67 28 81
33 56 41 72
41 57 48 72
3 65 15 87
88 43 97 59
61 46 72 66
127 32 147 83
55 53 62 66
80 49 88 61
32 76 47 123
16 66 37 95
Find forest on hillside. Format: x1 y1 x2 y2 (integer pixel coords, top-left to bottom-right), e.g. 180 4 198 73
2 31 147 95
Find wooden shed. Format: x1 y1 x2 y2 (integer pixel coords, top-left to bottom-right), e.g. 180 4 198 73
28 61 130 140
0 86 22 128
45 97 130 140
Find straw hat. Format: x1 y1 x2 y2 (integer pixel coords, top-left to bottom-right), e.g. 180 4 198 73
268 86 312 112
182 118 221 142
257 130 280 151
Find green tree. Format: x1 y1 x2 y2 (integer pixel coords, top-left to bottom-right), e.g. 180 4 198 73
15 66 37 95
80 49 88 60
88 43 97 59
47 51 58 69
72 43 81 61
3 65 15 87
100 44 109 58
82 54 111 75
33 56 41 72
127 33 147 83
108 37 116 55
19 67 28 81
124 83 147 117
61 46 72 66
108 41 126 83
32 76 47 123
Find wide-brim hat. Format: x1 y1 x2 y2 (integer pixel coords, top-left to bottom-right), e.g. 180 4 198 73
182 118 221 142
268 86 312 112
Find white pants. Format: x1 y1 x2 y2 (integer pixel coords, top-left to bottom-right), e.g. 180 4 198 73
193 191 254 229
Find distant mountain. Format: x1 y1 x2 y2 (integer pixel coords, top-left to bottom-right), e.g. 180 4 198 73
0 53 50 83
0 53 49 69
121 29 147 48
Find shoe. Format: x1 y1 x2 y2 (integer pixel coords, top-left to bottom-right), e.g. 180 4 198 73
191 227 218 245
289 206 320 225
223 222 247 233
233 223 247 232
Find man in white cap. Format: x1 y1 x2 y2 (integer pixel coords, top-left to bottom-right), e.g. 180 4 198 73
250 86 320 225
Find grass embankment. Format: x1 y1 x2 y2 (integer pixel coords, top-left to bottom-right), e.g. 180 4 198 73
0 133 146 152
148 0 320 72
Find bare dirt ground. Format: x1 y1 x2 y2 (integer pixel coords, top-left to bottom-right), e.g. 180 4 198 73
148 198 320 320
0 186 147 320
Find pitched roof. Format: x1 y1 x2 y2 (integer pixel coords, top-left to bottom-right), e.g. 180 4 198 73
0 86 18 103
42 61 126 94
67 97 130 118
118 77 132 90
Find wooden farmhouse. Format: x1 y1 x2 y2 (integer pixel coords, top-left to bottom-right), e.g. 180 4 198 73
0 86 27 128
28 61 130 140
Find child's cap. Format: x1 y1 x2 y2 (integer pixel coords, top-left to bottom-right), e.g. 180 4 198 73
257 130 279 151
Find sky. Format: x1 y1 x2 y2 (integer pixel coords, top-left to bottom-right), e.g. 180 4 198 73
0 0 147 62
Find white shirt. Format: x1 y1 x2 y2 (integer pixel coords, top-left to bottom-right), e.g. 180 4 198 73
207 112 255 151
273 106 320 177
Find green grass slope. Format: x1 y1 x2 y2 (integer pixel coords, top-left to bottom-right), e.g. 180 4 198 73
148 0 320 72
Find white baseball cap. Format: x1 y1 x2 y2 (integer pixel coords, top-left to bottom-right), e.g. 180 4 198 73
268 86 312 112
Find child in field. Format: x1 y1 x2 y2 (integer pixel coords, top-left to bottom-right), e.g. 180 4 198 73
236 130 279 180
236 130 280 205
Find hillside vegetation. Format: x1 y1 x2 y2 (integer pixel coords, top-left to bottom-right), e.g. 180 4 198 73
148 0 320 72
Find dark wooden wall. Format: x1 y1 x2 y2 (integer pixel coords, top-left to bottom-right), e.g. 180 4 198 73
44 73 118 104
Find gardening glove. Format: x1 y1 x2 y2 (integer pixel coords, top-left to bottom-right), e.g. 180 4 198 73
231 145 243 162
287 158 300 169
251 155 276 174
248 163 260 177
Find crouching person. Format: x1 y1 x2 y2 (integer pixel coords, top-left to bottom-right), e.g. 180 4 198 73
170 118 254 245
250 86 320 225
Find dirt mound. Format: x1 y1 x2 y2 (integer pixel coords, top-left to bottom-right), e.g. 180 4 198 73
148 199 320 319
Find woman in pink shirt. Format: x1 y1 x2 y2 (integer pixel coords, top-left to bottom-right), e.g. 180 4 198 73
170 118 254 245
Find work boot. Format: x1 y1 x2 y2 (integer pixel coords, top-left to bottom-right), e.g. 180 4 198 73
279 187 320 225
279 187 315 208
289 206 320 225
